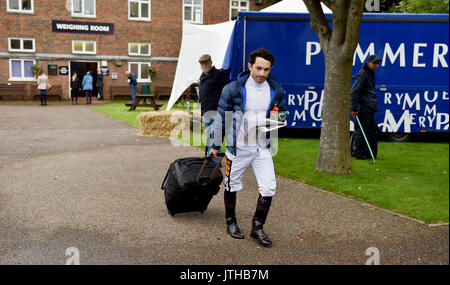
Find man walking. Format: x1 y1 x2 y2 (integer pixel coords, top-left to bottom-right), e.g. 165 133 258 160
198 54 229 156
97 69 104 101
209 48 286 247
351 54 382 160
125 70 138 103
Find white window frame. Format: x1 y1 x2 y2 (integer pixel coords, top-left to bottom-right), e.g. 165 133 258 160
230 0 249 21
72 40 97 54
9 59 36 81
128 0 151 21
183 0 203 24
128 62 151 83
8 38 35 53
71 0 96 18
6 0 34 14
128 43 151 56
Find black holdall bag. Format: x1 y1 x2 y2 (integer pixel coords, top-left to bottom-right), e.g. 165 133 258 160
161 154 225 216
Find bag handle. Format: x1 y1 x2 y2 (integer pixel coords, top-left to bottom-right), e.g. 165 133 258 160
161 168 170 190
195 153 225 184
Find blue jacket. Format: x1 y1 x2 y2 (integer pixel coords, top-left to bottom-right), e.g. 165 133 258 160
128 72 138 87
82 74 93 91
210 71 286 155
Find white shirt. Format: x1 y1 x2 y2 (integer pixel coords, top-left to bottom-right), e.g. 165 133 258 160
236 76 271 148
37 74 48 90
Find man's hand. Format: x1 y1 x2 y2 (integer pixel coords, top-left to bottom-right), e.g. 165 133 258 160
209 149 218 158
352 111 358 119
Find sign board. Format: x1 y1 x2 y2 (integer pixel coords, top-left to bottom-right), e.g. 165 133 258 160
100 66 109 76
48 63 58 76
52 20 114 35
59 66 69 75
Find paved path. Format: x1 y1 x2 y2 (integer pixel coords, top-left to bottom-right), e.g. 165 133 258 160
0 103 448 265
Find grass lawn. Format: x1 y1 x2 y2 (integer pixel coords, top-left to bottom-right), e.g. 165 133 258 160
273 138 449 224
93 102 449 223
92 101 190 127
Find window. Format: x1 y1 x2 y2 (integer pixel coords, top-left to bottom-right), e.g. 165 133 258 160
129 0 151 21
72 0 96 17
72 40 96 54
129 43 151 56
9 59 35 81
7 0 34 13
230 0 248 20
8 38 35 52
129 62 151 82
183 0 202 24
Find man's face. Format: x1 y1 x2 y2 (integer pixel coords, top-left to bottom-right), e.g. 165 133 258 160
248 56 272 83
200 60 212 74
367 61 380 71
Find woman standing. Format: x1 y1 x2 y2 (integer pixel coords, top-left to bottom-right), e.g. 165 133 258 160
82 71 93 104
36 69 49 106
71 72 81 105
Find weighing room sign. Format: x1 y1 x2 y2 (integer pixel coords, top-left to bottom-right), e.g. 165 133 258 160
52 20 114 35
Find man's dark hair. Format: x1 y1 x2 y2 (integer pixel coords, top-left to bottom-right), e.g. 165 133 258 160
249 48 275 66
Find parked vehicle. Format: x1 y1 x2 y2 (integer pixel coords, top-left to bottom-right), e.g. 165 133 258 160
223 12 449 141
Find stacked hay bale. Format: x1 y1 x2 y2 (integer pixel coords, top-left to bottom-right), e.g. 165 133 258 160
138 110 192 137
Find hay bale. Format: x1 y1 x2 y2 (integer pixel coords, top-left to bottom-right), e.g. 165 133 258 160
138 110 192 137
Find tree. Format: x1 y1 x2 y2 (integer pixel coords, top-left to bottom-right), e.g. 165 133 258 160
303 0 364 174
388 0 449 13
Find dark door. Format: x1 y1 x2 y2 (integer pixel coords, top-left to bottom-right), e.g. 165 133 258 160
70 61 98 99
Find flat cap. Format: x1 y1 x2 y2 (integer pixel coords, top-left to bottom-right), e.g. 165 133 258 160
198 54 212 63
367 54 381 63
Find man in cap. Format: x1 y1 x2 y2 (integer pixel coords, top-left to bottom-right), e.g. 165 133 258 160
198 54 230 156
351 54 382 160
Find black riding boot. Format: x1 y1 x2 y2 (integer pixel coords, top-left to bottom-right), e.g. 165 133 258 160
225 191 244 239
250 195 273 246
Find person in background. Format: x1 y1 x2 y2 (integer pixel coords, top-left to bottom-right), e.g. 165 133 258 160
36 69 49 106
97 69 104 101
350 54 382 160
125 70 138 103
198 54 230 157
82 71 93 104
71 71 81 105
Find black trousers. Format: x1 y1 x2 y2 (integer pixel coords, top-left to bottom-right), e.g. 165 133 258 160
85 90 92 104
98 87 103 100
354 112 378 159
71 89 78 103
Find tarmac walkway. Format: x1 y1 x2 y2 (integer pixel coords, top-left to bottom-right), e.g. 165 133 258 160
0 103 448 265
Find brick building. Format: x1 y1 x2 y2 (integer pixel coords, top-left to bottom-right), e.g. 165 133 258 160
0 0 265 101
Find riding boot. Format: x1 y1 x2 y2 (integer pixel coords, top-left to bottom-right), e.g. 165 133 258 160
224 191 244 239
250 195 273 246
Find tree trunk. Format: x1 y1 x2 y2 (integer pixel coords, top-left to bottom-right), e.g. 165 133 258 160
303 0 364 174
315 55 353 173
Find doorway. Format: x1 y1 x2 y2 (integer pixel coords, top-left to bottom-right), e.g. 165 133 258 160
70 61 98 100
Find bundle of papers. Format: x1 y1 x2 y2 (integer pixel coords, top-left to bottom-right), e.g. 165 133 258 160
258 118 287 132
